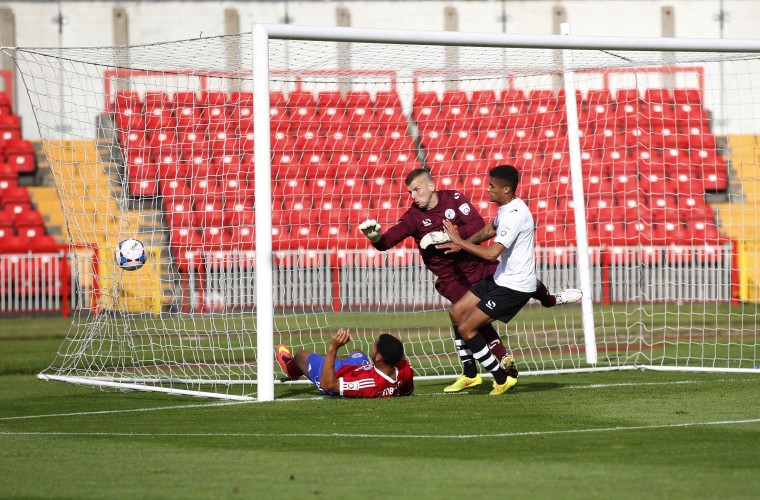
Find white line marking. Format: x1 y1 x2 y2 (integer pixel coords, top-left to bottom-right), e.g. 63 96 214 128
0 397 324 421
1 418 759 439
1 378 755 421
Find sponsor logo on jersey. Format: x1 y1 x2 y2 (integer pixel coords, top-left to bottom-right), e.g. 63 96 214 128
486 300 496 309
510 209 518 213
501 229 508 236
445 209 455 220
459 203 470 215
422 219 432 226
453 192 461 199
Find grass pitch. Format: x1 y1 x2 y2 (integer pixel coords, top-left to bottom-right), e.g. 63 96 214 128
1 317 760 499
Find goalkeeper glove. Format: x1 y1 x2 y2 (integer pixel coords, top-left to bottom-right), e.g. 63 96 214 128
419 230 451 249
359 219 382 243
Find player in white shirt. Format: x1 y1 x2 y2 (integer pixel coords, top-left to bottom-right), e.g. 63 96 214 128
441 165 581 396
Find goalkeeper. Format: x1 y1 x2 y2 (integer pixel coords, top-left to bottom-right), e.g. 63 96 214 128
359 168 562 393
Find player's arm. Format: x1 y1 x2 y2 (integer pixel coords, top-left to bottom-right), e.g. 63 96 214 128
319 329 352 393
359 213 414 251
442 219 504 261
467 222 497 244
435 223 494 253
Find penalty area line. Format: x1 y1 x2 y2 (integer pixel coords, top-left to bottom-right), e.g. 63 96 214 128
1 418 759 439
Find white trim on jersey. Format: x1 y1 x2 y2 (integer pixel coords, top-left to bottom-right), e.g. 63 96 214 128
338 377 377 396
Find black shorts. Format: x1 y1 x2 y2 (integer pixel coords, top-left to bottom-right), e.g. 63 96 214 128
470 276 533 324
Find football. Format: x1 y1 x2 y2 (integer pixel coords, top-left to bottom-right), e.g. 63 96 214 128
115 238 147 271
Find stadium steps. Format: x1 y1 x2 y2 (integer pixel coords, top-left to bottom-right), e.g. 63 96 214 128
713 135 760 302
26 186 68 242
43 139 166 313
99 134 182 311
714 135 760 239
96 142 180 311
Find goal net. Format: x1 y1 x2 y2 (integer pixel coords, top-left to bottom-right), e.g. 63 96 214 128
11 27 760 400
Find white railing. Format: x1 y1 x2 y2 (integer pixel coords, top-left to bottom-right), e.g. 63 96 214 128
0 251 67 314
0 247 100 316
185 244 735 312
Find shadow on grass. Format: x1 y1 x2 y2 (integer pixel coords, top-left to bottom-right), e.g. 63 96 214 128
429 380 566 395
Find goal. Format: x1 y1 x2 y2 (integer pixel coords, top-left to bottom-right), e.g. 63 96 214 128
10 26 760 401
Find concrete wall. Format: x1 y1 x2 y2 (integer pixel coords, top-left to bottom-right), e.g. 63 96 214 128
2 1 760 138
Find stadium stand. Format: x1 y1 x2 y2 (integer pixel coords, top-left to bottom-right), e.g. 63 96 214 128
111 85 729 265
0 91 52 251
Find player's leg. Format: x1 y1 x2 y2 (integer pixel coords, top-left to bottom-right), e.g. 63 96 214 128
296 352 344 395
443 291 486 392
532 279 556 307
462 281 533 395
277 344 305 380
439 279 491 380
532 278 583 307
457 307 514 393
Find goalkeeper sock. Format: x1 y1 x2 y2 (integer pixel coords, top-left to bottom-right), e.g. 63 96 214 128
464 333 508 385
478 323 507 360
454 330 478 378
532 280 556 307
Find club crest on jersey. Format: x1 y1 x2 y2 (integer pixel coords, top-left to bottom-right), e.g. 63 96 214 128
422 219 432 226
445 209 455 220
459 203 470 215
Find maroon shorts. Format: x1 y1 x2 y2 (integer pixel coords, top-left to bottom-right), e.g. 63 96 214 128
434 262 498 304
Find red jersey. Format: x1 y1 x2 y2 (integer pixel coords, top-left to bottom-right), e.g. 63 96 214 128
336 359 415 398
372 189 494 279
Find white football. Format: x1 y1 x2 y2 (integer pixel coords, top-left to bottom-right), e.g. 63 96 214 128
115 238 147 271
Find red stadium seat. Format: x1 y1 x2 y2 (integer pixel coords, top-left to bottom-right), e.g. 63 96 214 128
0 163 16 181
230 225 256 249
528 89 558 114
374 92 406 128
4 139 36 174
201 226 232 251
1 186 31 208
584 89 613 108
535 223 568 247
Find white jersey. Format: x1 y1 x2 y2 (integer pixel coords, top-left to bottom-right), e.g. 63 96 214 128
492 198 537 293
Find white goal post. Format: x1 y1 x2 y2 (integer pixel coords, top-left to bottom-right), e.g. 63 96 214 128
251 24 760 400
9 24 759 402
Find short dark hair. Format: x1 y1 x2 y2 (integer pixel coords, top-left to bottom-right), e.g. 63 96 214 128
489 164 519 192
376 333 404 365
404 168 432 186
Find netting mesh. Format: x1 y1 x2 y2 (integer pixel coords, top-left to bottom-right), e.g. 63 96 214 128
8 31 760 399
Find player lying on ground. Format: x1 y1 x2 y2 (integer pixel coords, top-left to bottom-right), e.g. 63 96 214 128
439 164 582 396
276 329 414 398
358 168 573 393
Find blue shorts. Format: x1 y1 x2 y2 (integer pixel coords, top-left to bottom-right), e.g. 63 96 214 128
306 351 370 395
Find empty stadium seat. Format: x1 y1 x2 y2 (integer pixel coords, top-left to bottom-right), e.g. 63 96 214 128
4 139 36 173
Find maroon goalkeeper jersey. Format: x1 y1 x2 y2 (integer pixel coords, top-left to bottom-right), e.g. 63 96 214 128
371 190 493 279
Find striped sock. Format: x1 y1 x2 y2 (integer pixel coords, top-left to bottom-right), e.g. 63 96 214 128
454 337 478 378
479 323 507 360
464 333 507 384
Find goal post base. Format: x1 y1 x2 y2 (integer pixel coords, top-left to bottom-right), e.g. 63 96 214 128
36 373 257 401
